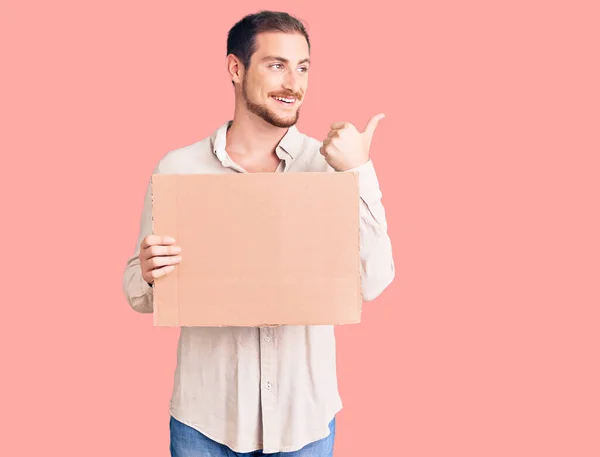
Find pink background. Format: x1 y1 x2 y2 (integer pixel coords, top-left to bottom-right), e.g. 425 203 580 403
2 0 599 455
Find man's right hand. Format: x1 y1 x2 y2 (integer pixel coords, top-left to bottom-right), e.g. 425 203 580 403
139 235 182 285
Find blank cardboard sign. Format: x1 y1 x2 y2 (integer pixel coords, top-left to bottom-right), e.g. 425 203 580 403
151 171 362 326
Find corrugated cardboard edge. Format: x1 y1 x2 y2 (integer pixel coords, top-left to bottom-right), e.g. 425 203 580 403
351 171 363 323
151 174 157 326
151 174 180 327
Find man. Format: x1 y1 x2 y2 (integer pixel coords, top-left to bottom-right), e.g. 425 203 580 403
122 10 395 457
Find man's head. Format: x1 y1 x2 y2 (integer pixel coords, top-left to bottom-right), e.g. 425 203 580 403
226 11 311 128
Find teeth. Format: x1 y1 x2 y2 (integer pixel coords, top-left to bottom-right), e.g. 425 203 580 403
274 96 295 103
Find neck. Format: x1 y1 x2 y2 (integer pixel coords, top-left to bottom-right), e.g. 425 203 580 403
226 108 288 159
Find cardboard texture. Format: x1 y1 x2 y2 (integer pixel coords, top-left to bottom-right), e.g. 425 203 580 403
151 172 362 327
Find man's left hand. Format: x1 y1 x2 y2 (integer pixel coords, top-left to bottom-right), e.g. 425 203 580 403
320 113 385 171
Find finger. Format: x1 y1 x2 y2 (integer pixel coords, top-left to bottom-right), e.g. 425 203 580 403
150 265 176 280
322 138 332 147
146 244 182 258
141 235 176 249
149 255 182 269
330 121 347 130
363 113 385 138
326 129 340 139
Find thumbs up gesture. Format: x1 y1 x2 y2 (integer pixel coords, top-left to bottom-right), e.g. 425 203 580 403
319 113 385 171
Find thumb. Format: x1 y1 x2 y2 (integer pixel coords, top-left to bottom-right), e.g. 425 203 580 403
363 113 385 139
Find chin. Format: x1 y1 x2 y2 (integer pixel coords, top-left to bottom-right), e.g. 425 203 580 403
267 118 297 128
245 97 300 128
273 113 300 128
263 109 300 129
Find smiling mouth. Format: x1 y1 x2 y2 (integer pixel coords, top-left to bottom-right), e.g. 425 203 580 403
271 96 297 106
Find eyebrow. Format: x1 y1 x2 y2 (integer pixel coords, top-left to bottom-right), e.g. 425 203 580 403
261 55 310 65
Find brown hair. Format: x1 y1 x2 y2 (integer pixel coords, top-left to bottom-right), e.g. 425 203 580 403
227 10 311 71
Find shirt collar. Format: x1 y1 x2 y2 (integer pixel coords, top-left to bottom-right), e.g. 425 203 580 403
211 120 304 163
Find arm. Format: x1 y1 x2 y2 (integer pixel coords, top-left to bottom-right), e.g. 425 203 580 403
346 159 395 301
318 113 395 301
122 172 155 314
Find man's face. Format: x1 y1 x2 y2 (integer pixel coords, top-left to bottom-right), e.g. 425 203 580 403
240 32 310 128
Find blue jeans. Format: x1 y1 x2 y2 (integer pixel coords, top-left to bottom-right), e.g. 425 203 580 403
170 416 336 457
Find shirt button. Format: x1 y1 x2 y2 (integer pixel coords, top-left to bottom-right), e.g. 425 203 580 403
264 336 271 342
266 382 272 391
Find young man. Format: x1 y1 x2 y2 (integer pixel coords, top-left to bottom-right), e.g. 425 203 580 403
122 10 395 457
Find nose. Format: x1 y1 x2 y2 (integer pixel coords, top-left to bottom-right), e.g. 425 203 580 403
282 70 301 95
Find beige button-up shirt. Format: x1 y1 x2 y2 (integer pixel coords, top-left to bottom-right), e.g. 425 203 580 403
122 120 395 453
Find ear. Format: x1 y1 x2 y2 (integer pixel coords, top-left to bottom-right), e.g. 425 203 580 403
226 54 243 85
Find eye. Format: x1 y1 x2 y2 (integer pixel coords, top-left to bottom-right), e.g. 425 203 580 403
298 66 308 73
270 63 284 70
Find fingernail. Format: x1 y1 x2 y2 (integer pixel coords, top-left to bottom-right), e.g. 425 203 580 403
165 236 175 243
